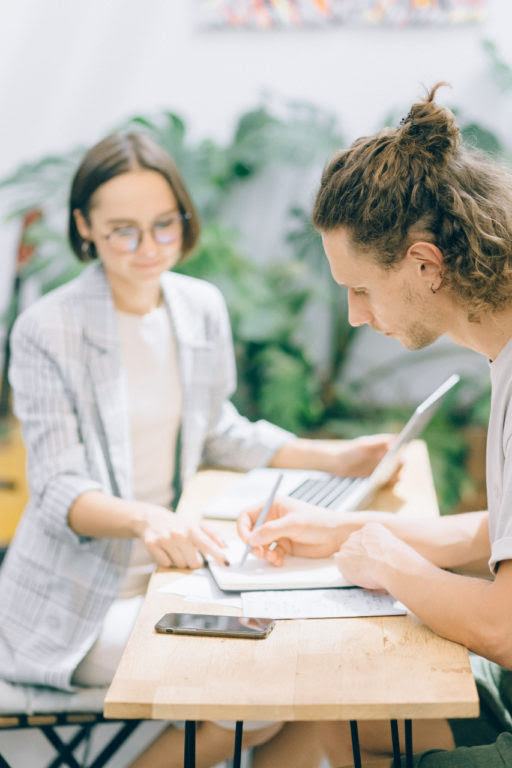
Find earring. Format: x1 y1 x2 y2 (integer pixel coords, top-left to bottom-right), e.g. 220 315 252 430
430 284 436 294
81 240 92 259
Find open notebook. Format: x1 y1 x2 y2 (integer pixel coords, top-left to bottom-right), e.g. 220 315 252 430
202 373 460 521
207 540 353 592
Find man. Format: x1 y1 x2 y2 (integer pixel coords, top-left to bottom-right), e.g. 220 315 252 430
238 84 512 767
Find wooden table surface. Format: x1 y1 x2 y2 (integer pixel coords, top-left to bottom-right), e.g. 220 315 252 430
104 441 479 722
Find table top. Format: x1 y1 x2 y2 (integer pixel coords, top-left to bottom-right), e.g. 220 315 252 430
104 441 479 722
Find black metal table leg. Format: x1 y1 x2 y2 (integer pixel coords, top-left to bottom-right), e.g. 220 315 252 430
184 720 196 768
390 719 401 768
0 755 13 768
233 721 244 768
350 720 362 768
405 720 413 768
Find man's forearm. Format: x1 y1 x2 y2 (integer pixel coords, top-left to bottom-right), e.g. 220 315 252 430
340 509 491 570
378 547 512 667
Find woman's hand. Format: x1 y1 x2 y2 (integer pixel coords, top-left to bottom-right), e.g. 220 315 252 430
135 503 229 570
237 496 359 566
335 522 410 590
269 434 399 479
320 434 398 478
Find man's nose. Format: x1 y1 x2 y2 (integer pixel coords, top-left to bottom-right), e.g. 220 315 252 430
347 289 372 327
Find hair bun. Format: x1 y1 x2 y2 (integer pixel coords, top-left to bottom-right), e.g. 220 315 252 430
397 82 460 169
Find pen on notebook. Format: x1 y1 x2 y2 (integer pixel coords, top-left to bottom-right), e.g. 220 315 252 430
239 472 283 567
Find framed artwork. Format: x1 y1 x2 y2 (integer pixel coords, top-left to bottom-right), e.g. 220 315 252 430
197 0 486 29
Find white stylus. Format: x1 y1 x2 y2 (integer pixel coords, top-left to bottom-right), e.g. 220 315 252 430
239 472 283 567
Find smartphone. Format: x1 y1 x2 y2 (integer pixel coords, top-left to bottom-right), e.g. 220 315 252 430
154 612 275 639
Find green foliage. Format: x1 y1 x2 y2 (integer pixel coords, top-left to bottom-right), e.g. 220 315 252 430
482 39 512 93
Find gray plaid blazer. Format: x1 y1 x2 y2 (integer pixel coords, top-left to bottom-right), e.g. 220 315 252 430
0 262 291 690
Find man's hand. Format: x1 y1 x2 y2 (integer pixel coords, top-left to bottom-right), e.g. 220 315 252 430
335 522 411 590
237 496 358 566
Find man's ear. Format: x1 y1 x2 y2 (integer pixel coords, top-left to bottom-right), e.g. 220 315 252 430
406 241 445 292
73 209 91 240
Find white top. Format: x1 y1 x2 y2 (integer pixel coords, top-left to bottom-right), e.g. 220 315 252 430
487 335 512 573
115 303 183 598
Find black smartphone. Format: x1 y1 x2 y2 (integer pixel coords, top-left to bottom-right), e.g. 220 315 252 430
154 613 275 639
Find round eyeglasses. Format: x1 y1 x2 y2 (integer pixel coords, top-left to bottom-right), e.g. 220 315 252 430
102 212 191 253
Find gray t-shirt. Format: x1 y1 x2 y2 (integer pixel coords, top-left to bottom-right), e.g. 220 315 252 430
487 335 512 573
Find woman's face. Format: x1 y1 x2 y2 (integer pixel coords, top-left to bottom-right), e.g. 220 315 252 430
74 169 184 292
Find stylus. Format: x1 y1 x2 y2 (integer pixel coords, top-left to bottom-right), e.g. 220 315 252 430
239 472 283 567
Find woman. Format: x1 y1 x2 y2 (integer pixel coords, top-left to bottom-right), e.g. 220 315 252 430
0 132 390 767
238 84 512 767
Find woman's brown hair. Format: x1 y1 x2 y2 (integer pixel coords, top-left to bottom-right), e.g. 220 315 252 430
69 132 200 262
313 83 512 319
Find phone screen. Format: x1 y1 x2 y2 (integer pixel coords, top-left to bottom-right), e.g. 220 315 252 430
154 613 275 639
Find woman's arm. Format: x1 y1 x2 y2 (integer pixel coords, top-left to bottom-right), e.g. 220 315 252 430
69 490 229 568
11 307 228 569
269 435 395 477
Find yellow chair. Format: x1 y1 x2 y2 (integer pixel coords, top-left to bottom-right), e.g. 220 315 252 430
0 418 28 549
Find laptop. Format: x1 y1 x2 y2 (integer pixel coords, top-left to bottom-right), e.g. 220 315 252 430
201 373 460 521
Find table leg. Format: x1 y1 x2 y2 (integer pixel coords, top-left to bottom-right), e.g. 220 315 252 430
233 721 244 768
390 719 401 768
405 720 413 768
349 720 362 768
184 721 196 768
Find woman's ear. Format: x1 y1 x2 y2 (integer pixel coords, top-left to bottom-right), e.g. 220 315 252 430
407 241 445 292
73 209 91 240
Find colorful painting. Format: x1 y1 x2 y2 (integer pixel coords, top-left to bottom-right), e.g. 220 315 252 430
198 0 486 29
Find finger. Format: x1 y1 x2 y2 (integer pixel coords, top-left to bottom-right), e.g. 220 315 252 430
237 510 254 543
265 543 286 566
174 540 204 570
237 499 283 541
166 546 188 569
192 528 231 567
199 522 227 548
147 543 173 568
249 516 300 547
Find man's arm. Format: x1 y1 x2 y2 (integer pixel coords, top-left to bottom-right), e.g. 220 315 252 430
241 500 491 572
336 523 512 668
357 508 491 570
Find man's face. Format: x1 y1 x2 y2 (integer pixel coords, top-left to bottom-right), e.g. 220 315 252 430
321 227 443 351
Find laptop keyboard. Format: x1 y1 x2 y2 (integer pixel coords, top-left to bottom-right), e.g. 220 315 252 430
288 475 365 509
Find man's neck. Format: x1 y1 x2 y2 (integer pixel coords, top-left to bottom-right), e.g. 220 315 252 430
447 305 512 362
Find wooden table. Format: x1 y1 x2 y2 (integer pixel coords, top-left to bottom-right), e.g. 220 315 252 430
104 441 479 766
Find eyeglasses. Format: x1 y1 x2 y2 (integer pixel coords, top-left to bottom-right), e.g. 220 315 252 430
102 212 191 253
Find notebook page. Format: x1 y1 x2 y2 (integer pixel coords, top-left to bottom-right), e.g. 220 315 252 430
207 540 352 592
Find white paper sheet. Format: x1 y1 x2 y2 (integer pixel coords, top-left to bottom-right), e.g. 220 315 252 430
157 569 242 608
241 588 407 619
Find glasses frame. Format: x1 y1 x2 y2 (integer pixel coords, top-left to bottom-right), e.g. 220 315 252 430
101 212 191 253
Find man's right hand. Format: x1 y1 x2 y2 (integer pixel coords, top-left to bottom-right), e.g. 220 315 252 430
237 497 359 566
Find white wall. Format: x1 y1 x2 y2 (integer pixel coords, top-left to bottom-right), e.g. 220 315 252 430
1 0 511 396
1 0 512 175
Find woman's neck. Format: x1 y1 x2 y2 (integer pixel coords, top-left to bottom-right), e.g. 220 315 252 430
109 277 162 315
